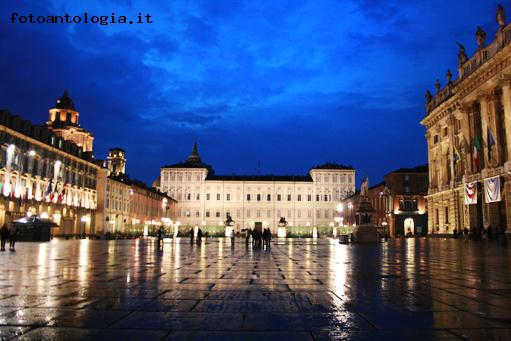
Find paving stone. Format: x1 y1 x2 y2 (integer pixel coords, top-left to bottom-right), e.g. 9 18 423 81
0 238 507 337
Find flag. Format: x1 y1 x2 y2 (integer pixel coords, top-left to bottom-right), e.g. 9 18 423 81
464 182 477 205
488 126 496 162
485 176 501 202
44 179 53 197
453 145 461 177
58 183 67 203
473 136 482 171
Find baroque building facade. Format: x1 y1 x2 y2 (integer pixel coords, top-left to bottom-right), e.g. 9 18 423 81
421 5 511 235
156 143 355 234
0 108 98 235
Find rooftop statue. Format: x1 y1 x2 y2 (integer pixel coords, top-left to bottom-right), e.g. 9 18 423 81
446 69 453 83
476 26 487 49
497 4 506 29
435 79 441 93
456 42 468 65
425 90 432 103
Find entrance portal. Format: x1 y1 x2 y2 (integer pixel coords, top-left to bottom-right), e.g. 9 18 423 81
404 218 414 235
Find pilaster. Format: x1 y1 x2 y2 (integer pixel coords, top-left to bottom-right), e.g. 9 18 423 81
500 81 511 170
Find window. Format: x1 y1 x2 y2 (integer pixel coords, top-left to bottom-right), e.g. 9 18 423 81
445 207 449 224
247 209 251 218
257 194 261 201
307 194 312 201
405 186 410 193
217 193 220 201
287 194 291 201
267 210 271 218
206 193 210 200
256 210 260 218
277 194 281 201
316 209 321 218
187 193 191 200
316 195 320 202
297 194 302 201
185 210 190 217
196 193 200 200
216 211 220 218
206 211 210 218
442 127 448 137
324 195 328 201
226 193 231 201
247 194 251 201
196 211 200 217
267 194 271 201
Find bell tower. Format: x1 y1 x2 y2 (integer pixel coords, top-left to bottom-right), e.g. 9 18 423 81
107 148 127 176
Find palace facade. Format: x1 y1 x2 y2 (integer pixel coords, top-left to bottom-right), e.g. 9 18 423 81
0 108 98 235
421 4 511 235
156 143 355 234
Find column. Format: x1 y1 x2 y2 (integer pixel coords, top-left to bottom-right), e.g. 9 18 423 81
501 81 511 169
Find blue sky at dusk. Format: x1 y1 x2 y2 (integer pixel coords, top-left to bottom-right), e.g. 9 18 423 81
0 0 499 186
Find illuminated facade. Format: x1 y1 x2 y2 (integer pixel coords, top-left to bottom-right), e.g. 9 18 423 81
421 5 511 235
156 143 355 234
46 91 94 152
0 110 98 235
340 166 428 237
96 148 175 235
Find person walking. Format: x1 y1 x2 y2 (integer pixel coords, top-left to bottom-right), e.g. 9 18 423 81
9 223 18 252
0 224 9 251
230 229 235 247
157 227 164 249
197 228 203 244
189 228 194 244
245 229 251 247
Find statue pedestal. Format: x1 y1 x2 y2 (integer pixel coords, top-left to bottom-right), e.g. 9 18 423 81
351 197 379 243
277 226 287 238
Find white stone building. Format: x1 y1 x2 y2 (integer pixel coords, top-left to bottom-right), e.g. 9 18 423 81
156 143 355 234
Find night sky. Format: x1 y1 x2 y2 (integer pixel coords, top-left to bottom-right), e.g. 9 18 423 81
0 1 500 186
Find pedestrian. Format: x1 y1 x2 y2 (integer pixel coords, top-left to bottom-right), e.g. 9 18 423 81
487 226 493 240
9 223 18 252
157 226 164 249
245 229 251 247
197 228 203 244
189 228 194 244
230 229 235 246
0 224 9 251
453 228 458 239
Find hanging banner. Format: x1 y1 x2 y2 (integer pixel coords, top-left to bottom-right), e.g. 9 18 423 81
484 176 501 203
464 182 477 205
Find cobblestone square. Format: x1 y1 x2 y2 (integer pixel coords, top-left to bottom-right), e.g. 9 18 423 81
0 238 509 340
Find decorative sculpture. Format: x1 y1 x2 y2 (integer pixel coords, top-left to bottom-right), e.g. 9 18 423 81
435 79 441 93
456 42 468 65
425 90 432 103
360 177 369 198
497 4 506 29
446 69 453 83
476 26 487 48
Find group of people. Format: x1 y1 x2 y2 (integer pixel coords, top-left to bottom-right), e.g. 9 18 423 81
245 228 272 249
189 228 203 244
0 223 18 252
453 225 508 246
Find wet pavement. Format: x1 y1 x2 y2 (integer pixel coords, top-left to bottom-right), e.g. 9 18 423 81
0 238 509 340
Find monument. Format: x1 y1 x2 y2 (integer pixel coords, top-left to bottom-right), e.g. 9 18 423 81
351 177 380 243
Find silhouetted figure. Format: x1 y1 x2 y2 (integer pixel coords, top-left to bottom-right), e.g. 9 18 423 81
245 229 251 247
0 224 9 251
9 224 18 251
157 227 164 249
189 228 194 244
230 229 235 247
197 228 203 244
453 228 458 239
486 226 492 240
